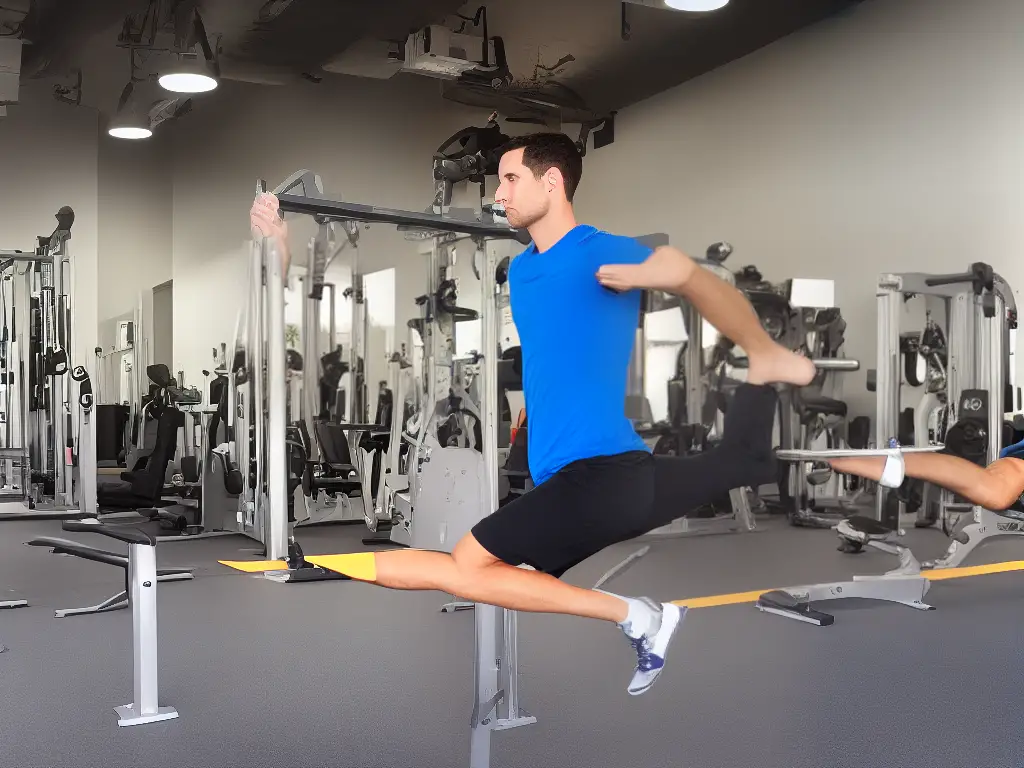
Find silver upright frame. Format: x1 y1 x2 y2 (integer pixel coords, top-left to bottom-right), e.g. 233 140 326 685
271 173 534 767
874 271 1015 522
469 238 536 767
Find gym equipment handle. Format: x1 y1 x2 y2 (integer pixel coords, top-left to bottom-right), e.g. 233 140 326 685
62 520 155 546
776 445 944 461
813 358 860 372
924 262 994 291
335 422 388 432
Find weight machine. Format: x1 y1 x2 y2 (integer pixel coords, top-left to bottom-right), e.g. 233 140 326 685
758 264 1020 626
0 207 92 514
247 169 536 765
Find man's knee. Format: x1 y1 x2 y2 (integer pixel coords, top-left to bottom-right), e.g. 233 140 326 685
452 533 503 573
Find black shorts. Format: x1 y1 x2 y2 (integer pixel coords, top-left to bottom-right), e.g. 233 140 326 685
471 383 779 578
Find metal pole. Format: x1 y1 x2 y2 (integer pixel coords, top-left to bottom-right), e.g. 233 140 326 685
683 303 703 426
983 292 1006 465
115 541 178 726
302 271 320 460
874 274 902 521
469 240 535 767
264 237 289 561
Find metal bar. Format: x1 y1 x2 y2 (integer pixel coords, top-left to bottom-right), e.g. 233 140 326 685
114 542 178 726
265 236 289 561
683 303 702 425
302 273 320 461
983 291 1005 465
472 239 502 767
875 276 902 520
326 283 337 351
0 251 52 263
777 445 945 461
812 358 860 371
276 194 526 241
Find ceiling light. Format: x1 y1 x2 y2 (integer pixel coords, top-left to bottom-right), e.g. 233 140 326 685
107 106 153 139
108 82 153 140
159 54 218 94
664 0 729 10
108 124 153 140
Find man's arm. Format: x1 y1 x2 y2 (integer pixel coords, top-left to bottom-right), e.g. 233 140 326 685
249 192 291 276
596 245 695 297
596 242 815 386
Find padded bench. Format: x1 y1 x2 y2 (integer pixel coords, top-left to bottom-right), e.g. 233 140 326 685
25 532 193 618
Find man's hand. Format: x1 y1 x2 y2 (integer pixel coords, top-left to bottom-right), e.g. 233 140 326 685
596 246 697 294
249 192 291 273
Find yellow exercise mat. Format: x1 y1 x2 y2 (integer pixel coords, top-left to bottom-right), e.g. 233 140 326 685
304 553 377 581
219 560 290 573
922 559 1024 581
670 559 1024 610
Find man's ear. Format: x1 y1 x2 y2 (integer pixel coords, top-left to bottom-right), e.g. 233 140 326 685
546 167 563 192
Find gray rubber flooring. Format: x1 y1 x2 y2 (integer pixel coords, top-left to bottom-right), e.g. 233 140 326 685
1 513 1023 768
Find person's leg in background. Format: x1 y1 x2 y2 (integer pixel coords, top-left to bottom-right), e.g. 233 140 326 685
829 453 1024 511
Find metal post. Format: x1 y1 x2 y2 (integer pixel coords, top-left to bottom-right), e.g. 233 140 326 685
302 271 320 460
683 303 702 426
114 542 178 726
469 240 535 768
982 291 1006 465
350 256 366 423
247 236 264 537
78 382 96 519
264 237 289 561
874 274 902 521
51 231 73 506
326 283 337 354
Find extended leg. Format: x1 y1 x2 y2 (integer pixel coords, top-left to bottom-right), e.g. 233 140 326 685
829 454 1024 510
372 536 629 623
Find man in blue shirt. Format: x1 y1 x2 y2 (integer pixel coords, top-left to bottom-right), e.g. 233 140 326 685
251 133 815 696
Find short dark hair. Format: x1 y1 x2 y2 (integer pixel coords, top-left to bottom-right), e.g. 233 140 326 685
500 132 583 202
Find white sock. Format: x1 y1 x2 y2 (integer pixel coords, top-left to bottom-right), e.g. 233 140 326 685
617 597 658 639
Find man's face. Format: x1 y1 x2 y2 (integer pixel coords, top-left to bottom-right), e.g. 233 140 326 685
495 148 550 229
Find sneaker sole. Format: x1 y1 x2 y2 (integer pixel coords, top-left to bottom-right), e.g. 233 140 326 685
628 604 687 696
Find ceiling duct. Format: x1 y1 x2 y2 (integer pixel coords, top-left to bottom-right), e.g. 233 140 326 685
0 37 22 108
20 0 147 78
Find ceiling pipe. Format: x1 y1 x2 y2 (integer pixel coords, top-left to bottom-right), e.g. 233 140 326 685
20 0 146 78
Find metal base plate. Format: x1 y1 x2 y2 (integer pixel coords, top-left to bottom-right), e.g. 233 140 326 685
115 703 179 727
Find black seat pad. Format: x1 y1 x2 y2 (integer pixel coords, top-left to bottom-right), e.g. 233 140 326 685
26 537 127 568
798 392 848 419
843 515 894 536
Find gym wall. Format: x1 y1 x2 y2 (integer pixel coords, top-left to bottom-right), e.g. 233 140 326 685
97 128 173 337
576 0 1023 418
0 82 100 372
166 74 488 387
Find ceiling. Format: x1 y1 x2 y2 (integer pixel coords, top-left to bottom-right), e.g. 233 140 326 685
7 0 868 123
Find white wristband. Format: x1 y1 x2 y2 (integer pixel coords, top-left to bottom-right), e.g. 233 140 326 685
879 453 905 488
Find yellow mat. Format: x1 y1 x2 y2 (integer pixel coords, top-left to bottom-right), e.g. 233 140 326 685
219 552 385 580
670 559 1024 610
305 553 377 581
219 560 290 573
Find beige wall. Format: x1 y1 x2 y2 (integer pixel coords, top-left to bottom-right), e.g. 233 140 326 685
575 0 1024 416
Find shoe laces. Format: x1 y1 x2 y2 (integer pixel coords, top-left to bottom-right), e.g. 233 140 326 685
630 634 657 672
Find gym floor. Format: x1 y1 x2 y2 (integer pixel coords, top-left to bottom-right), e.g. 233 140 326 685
2 514 1022 768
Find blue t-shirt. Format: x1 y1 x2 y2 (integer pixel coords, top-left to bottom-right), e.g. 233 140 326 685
509 224 653 486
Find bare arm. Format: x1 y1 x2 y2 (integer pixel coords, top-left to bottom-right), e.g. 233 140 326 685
249 192 291 276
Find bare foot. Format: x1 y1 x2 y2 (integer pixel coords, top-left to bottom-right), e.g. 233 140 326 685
747 346 816 386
